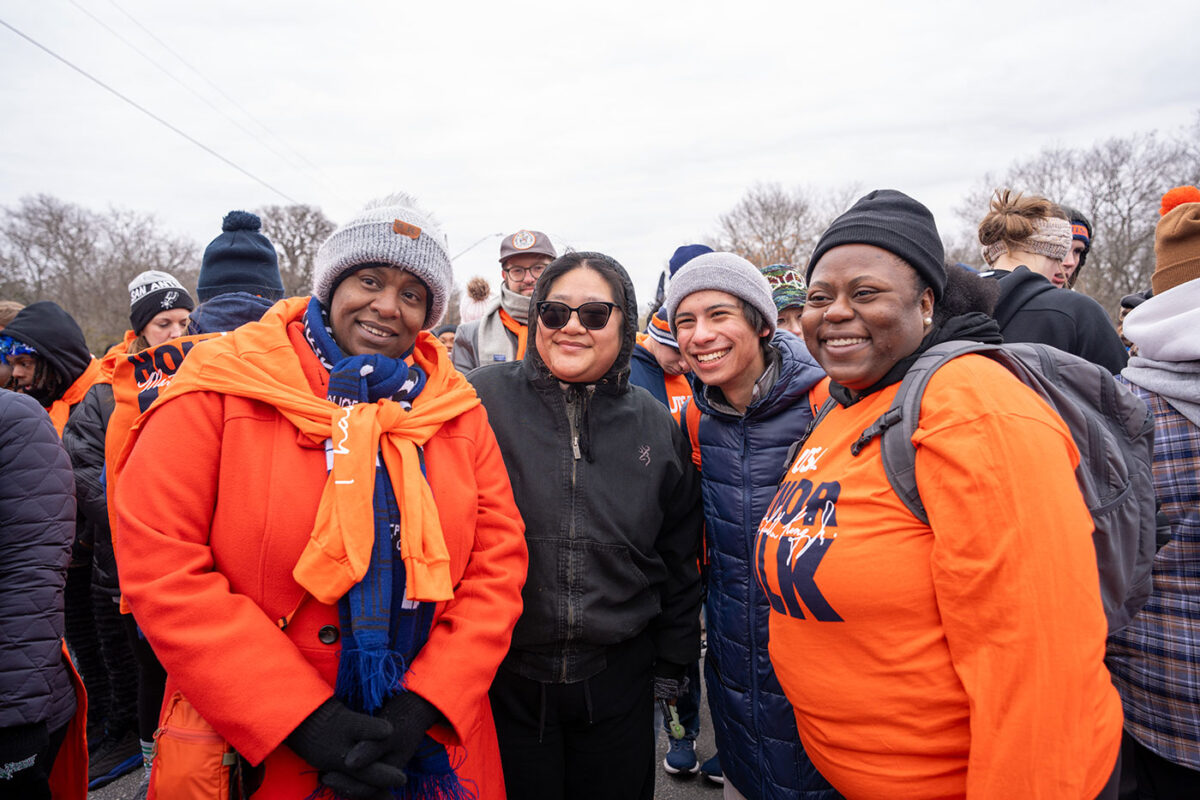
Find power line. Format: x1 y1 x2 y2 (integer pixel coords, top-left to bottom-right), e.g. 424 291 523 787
67 0 315 183
104 0 346 201
0 16 301 204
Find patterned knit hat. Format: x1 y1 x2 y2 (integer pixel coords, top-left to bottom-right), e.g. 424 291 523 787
313 193 453 329
981 216 1072 266
645 307 678 349
1153 186 1200 295
759 264 807 311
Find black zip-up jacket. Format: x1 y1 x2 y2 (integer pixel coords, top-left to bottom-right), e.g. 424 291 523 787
468 253 703 684
992 266 1128 374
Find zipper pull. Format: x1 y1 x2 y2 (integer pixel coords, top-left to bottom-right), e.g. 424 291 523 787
572 435 581 460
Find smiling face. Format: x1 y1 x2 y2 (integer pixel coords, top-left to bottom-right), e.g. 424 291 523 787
802 244 933 396
534 265 623 384
329 265 428 359
502 252 552 297
674 290 769 411
141 308 191 347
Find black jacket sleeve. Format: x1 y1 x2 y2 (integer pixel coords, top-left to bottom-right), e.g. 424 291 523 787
63 382 114 526
62 382 119 593
649 420 704 668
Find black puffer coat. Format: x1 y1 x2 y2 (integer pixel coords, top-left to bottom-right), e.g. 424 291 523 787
0 390 77 739
468 252 703 684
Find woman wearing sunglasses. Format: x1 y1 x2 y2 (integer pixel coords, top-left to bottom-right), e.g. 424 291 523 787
469 251 704 800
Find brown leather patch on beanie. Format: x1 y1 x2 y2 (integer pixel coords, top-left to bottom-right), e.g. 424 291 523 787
393 219 422 239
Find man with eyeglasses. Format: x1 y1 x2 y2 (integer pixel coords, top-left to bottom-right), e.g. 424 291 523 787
452 229 556 372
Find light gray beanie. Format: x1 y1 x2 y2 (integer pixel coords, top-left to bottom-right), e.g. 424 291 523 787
312 192 453 328
665 252 777 337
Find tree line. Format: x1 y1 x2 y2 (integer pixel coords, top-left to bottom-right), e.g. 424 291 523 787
2 115 1197 351
707 115 1199 319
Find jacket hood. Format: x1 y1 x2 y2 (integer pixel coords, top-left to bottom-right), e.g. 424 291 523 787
691 331 824 421
521 252 638 395
187 291 276 334
1 301 91 385
992 266 1056 328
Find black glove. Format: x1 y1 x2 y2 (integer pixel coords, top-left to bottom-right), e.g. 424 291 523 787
285 698 406 800
343 691 443 775
652 660 689 702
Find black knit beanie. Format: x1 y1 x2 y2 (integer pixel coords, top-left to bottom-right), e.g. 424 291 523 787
807 189 947 300
197 211 284 302
128 270 195 335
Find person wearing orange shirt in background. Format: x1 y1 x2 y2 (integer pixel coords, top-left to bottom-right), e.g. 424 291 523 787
62 270 195 791
113 193 528 800
755 189 1122 799
452 229 556 371
630 307 692 423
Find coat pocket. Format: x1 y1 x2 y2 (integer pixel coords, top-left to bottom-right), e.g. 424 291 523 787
149 691 238 800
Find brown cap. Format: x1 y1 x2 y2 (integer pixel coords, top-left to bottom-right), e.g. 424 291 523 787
1153 186 1200 295
499 229 556 264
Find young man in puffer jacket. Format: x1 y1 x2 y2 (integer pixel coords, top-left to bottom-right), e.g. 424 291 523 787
665 252 839 800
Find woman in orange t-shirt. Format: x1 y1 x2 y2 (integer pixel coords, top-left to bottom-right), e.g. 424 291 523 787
754 190 1122 799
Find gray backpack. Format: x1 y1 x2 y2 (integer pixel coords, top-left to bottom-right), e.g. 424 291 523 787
828 340 1157 636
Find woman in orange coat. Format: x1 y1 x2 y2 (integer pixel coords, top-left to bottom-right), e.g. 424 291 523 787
113 193 528 800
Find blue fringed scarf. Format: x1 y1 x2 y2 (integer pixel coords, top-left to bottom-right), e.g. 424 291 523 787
303 297 475 800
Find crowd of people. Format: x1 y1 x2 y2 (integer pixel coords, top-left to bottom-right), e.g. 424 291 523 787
0 184 1196 800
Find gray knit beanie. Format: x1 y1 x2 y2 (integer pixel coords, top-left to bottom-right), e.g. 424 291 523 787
665 252 777 337
312 193 453 329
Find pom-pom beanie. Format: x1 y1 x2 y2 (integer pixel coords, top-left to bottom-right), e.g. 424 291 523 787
1153 185 1200 295
198 210 284 302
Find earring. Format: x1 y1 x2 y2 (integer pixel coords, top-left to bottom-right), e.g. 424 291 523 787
923 316 932 326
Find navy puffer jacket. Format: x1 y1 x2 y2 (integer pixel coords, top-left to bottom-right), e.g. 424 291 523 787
692 333 839 800
0 390 77 736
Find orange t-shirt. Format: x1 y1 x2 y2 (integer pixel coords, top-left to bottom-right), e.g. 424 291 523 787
755 354 1121 799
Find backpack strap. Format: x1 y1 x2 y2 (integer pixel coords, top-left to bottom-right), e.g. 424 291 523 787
862 341 1006 524
780 396 838 483
680 397 702 470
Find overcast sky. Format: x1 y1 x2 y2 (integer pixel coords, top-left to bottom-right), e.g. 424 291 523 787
2 0 1198 308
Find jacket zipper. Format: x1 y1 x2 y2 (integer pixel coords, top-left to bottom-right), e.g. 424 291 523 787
562 390 583 681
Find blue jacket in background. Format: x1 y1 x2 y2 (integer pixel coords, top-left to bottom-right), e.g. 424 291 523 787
691 333 839 800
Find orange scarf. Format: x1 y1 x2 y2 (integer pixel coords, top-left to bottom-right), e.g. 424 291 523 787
117 297 479 604
97 331 137 383
499 308 529 360
48 357 101 436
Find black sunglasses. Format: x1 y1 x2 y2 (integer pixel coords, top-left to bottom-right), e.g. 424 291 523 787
536 300 619 330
